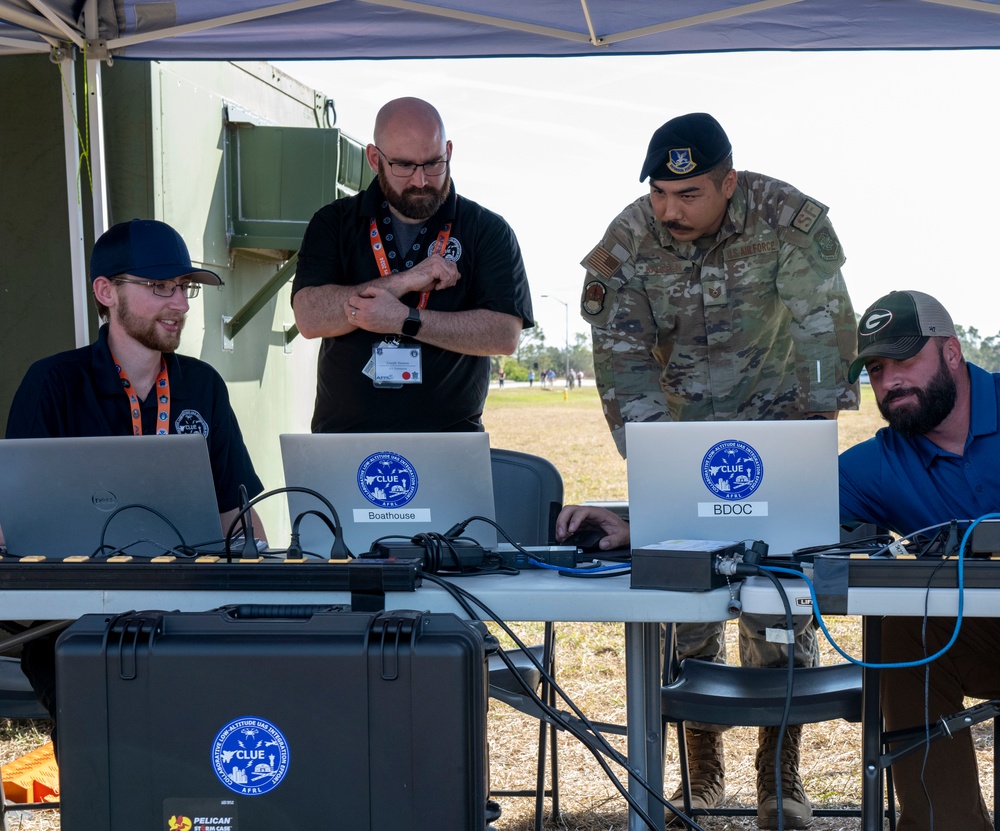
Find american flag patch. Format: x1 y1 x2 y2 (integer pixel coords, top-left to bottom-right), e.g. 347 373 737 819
586 246 622 279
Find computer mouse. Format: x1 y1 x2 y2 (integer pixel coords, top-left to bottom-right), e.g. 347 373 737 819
563 527 608 554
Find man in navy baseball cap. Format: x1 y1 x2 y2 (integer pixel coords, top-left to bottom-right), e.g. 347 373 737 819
90 218 222 285
5 217 265 741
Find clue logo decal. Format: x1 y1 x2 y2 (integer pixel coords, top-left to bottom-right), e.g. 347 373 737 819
357 451 419 508
701 440 764 501
212 717 289 796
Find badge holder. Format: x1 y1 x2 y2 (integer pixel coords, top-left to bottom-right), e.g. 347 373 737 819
362 339 423 388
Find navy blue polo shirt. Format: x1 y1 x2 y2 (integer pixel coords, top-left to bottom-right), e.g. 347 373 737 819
293 178 533 433
839 362 1000 536
5 325 263 513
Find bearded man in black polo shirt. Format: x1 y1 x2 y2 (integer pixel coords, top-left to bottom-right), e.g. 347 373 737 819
4 218 266 731
6 218 265 537
293 96 533 433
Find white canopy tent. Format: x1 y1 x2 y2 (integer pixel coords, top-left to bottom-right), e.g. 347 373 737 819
2 0 1000 345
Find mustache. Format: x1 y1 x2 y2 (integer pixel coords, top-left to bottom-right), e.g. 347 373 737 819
665 221 693 232
882 387 920 405
403 185 440 198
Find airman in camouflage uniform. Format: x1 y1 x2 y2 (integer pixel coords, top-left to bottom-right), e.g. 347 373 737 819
580 113 859 830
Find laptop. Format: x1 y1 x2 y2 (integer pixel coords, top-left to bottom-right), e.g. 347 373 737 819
280 432 498 556
625 420 840 557
0 435 224 558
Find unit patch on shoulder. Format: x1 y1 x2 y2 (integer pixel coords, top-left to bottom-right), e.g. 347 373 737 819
791 200 824 234
583 280 607 315
585 245 622 279
814 227 840 261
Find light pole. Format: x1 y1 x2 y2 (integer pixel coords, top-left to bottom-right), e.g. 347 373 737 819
541 294 570 387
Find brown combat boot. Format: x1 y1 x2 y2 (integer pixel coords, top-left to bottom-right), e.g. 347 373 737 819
666 728 725 826
755 725 813 829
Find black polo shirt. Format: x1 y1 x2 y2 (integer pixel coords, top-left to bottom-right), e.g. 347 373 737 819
293 179 533 433
5 325 263 513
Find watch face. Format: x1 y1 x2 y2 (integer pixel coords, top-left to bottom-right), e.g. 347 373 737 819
402 309 421 336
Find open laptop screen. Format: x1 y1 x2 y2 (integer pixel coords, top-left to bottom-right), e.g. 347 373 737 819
0 434 223 558
626 420 840 557
280 432 497 556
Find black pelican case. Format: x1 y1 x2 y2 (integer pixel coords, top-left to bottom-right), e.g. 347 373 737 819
55 605 489 831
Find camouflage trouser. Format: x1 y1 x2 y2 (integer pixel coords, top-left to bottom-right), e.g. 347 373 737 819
666 615 819 733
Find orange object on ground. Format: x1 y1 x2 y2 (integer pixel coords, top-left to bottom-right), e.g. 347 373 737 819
1 741 59 803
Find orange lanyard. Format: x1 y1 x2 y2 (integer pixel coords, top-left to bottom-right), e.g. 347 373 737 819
368 217 451 311
112 353 170 436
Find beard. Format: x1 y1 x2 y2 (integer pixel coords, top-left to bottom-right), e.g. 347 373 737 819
877 349 957 437
377 161 451 221
115 290 184 353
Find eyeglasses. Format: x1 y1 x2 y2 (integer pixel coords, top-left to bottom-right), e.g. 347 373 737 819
114 277 201 299
374 146 449 177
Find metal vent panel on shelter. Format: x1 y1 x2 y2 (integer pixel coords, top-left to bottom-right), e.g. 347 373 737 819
226 124 373 250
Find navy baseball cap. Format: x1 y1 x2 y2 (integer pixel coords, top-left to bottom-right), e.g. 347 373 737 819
639 112 732 183
90 219 222 285
848 290 956 383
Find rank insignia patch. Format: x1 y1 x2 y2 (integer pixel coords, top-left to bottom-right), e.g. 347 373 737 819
703 280 727 306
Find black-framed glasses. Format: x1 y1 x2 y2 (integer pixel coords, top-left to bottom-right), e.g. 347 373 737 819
374 146 449 177
113 277 201 299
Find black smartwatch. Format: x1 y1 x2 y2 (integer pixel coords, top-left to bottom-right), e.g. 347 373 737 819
401 308 422 337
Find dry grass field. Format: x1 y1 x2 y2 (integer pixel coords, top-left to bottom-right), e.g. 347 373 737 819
0 383 992 830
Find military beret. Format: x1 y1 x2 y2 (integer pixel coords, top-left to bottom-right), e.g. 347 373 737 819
639 112 732 183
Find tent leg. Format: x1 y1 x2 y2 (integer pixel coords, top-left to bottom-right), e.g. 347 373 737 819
59 50 89 348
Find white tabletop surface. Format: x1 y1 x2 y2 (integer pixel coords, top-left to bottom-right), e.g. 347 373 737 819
739 574 1000 617
0 564 737 623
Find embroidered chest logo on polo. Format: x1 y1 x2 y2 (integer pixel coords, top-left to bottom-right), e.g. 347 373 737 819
436 237 462 262
175 409 209 436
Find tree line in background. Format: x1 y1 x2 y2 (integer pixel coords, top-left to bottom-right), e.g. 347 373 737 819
490 321 1000 382
957 325 1000 372
492 327 595 381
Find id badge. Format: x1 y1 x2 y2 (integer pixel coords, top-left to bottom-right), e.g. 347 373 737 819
370 340 422 386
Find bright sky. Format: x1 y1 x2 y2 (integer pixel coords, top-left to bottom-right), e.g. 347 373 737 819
275 51 1000 350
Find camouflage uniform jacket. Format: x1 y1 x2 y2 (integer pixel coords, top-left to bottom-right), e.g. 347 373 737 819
580 170 859 456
